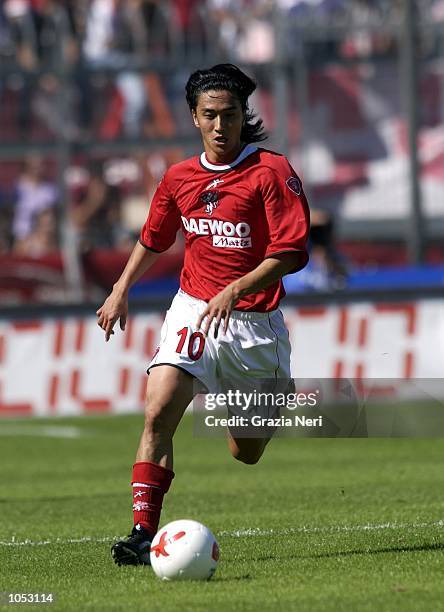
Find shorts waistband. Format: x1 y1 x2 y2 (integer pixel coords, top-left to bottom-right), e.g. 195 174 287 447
176 289 278 320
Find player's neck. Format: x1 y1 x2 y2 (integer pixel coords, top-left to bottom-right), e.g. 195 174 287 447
204 143 245 165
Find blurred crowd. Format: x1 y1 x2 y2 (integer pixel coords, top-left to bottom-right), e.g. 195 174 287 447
1 0 443 140
0 0 443 268
0 150 185 257
1 1 443 79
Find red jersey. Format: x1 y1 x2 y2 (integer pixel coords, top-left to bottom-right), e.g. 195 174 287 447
140 144 310 311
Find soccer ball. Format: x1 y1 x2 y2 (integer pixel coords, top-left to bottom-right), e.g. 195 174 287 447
150 519 219 581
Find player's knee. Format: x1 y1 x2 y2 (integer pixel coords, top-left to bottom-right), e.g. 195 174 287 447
143 405 171 438
237 454 261 465
230 447 263 465
228 436 266 465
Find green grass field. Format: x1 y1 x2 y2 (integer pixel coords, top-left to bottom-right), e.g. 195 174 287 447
1 414 443 611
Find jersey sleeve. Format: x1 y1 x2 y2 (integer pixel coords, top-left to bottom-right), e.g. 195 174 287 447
259 157 310 271
139 172 181 253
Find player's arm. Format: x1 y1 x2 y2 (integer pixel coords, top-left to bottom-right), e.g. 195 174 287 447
96 242 159 341
197 252 304 337
233 251 306 298
97 171 180 341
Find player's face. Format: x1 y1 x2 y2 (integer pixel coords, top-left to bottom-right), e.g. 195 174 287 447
192 90 244 164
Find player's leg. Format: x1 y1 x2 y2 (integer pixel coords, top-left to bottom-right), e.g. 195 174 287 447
111 365 195 566
135 364 195 468
223 309 292 466
111 290 216 565
226 432 269 465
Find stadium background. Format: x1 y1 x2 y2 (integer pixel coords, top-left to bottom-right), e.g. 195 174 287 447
0 0 443 412
1 3 444 610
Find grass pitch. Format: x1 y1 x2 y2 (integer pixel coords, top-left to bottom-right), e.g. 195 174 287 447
1 413 443 611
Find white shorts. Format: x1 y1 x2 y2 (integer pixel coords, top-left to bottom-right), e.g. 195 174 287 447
148 290 291 393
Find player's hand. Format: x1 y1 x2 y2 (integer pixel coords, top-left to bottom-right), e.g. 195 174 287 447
96 289 128 342
196 284 240 338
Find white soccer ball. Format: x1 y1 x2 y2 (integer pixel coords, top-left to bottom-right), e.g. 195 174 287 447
150 519 219 581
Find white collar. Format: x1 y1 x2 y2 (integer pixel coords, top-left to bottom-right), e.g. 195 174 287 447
200 144 258 172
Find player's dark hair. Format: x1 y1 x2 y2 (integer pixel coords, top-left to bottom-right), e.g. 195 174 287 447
185 64 267 144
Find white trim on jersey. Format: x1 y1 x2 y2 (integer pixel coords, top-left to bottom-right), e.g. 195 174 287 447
200 144 258 171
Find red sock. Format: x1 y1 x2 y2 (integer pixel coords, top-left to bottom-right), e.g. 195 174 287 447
132 461 175 539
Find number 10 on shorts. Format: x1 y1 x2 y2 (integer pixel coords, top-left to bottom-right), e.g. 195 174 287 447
176 327 206 361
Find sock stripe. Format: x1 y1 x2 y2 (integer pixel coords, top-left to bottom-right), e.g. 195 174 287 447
132 483 161 488
132 501 158 510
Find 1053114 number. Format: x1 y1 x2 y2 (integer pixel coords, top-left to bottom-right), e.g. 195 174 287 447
3 593 54 604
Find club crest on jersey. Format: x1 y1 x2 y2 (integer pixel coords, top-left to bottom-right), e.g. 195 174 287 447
286 176 301 195
201 190 219 216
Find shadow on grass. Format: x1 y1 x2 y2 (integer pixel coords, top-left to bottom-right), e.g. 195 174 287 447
0 492 128 504
254 541 444 562
213 574 253 582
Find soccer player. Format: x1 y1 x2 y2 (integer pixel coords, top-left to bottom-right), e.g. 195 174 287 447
96 64 310 566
